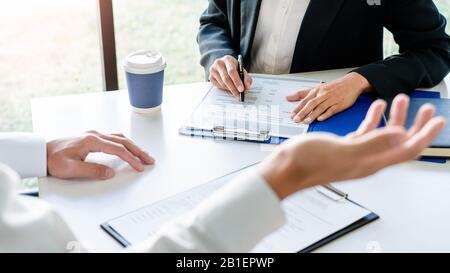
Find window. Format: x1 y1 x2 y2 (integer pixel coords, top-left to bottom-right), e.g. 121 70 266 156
0 0 208 133
1 0 449 133
0 0 102 132
113 0 207 89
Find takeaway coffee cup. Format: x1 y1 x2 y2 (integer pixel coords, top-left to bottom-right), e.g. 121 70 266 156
123 50 167 114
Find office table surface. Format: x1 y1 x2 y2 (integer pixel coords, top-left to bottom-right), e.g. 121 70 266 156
32 68 450 253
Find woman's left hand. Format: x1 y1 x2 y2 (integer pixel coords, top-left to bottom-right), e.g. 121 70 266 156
287 72 372 124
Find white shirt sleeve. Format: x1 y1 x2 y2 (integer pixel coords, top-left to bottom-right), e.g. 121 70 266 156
0 164 81 252
0 133 47 178
0 163 285 252
131 171 286 253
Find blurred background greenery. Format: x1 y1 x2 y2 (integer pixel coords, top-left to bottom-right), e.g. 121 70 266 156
0 0 449 133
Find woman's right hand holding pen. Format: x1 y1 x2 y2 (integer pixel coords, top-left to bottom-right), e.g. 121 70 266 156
209 55 253 100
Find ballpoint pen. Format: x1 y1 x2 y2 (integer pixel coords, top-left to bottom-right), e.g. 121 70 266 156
314 185 348 202
20 189 39 197
323 184 348 199
238 54 245 102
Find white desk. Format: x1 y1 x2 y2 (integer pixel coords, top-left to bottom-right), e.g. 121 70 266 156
32 68 450 252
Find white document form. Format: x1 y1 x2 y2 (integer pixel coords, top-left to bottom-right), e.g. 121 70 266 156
184 74 322 138
102 167 374 252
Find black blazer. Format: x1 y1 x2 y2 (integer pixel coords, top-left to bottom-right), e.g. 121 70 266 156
197 0 450 98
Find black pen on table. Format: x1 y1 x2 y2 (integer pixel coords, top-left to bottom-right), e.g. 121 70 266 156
238 54 245 103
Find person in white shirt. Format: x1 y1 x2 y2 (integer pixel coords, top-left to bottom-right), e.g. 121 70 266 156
0 131 155 181
0 94 446 252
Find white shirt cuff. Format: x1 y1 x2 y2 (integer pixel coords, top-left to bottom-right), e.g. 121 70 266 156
187 170 286 252
0 133 47 178
135 170 286 253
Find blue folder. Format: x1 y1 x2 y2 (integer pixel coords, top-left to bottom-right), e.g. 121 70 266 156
180 90 444 163
387 91 443 163
306 95 376 136
304 90 444 163
307 90 441 136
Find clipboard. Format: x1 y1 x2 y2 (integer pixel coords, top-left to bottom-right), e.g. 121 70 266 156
179 75 321 145
180 84 446 163
178 94 377 145
299 212 379 253
180 76 442 142
101 164 379 253
297 184 379 253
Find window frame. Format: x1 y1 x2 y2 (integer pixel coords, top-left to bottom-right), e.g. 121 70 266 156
98 0 118 91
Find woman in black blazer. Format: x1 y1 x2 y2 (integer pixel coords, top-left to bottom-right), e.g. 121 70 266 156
197 0 450 123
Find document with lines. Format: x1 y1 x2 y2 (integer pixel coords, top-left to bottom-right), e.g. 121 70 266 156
101 166 378 252
181 74 322 139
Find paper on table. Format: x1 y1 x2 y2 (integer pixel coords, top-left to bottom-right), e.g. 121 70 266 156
103 168 371 252
252 188 370 252
104 175 229 245
184 74 321 138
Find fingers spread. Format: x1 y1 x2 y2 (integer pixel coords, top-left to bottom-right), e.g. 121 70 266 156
404 116 446 157
353 99 387 137
350 127 407 158
363 117 446 172
388 94 409 127
407 103 435 138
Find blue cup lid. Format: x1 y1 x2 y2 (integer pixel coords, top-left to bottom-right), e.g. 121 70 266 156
123 50 166 74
